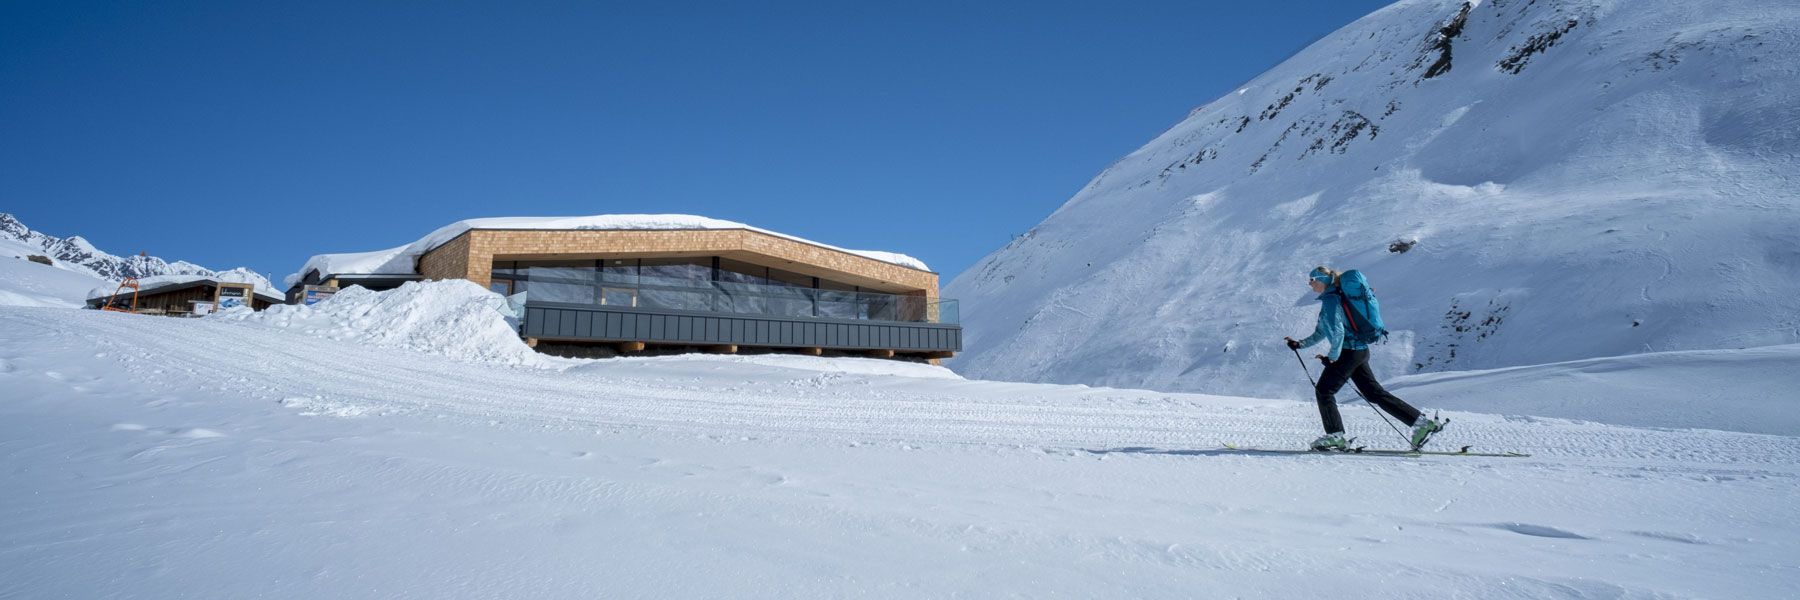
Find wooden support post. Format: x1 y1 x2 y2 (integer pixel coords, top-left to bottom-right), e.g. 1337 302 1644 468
706 345 738 354
866 349 896 359
617 341 646 353
801 347 823 356
524 337 539 348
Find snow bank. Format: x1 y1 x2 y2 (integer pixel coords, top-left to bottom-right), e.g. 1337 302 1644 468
284 214 932 288
215 280 560 368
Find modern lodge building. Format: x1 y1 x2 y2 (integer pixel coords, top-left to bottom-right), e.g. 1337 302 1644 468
286 215 961 360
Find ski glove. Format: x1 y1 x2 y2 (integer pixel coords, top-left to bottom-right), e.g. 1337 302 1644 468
1315 354 1332 366
1284 337 1301 350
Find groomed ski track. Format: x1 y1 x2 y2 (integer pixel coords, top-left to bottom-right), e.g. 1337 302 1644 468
10 307 1790 464
4 306 1798 598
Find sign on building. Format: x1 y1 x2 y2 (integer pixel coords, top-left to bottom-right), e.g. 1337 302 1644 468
303 285 338 306
215 283 254 310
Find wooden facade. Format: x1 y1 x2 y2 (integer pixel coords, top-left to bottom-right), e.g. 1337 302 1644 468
89 281 278 315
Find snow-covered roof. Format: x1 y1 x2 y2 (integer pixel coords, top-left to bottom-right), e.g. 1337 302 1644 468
285 214 933 288
283 245 416 289
88 274 284 303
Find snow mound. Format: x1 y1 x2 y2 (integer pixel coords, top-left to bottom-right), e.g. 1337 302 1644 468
216 280 560 368
284 214 932 288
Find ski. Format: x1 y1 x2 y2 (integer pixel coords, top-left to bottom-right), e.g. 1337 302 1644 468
1219 442 1529 458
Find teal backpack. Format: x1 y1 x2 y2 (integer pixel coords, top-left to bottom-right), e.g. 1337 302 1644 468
1335 270 1388 344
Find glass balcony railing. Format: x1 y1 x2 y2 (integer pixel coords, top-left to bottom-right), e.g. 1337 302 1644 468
521 267 959 325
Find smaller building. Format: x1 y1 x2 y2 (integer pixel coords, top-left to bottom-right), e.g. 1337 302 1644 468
87 276 283 315
283 247 423 303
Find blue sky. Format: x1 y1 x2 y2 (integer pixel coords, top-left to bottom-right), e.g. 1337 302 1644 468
3 0 1391 285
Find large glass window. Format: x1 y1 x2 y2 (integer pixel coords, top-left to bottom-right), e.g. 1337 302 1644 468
502 255 951 323
639 258 711 311
600 286 637 307
527 266 597 304
640 258 710 287
816 280 859 320
601 258 638 285
716 259 765 285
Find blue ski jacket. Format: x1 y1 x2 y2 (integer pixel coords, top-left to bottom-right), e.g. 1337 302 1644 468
1297 290 1368 361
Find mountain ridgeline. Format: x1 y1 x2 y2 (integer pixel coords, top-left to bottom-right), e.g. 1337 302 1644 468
1 213 274 290
945 0 1800 396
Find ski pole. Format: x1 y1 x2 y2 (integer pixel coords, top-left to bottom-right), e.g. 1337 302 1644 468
1290 348 1317 387
1350 385 1410 445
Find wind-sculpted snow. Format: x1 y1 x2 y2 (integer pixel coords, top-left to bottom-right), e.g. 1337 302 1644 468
947 0 1800 397
3 304 1798 597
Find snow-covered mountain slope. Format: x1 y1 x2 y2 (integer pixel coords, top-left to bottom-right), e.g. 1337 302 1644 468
1388 343 1800 436
945 0 1800 397
0 254 107 308
3 294 1797 597
0 212 275 291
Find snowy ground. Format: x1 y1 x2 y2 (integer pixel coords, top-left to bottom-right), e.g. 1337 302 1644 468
3 301 1797 598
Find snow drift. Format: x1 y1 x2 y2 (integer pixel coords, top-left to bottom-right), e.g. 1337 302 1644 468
947 0 1800 397
214 280 556 367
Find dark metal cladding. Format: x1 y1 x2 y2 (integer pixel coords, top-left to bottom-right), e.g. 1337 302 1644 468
523 301 962 352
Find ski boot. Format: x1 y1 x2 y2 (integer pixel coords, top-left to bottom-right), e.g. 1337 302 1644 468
1310 432 1351 452
1410 412 1448 450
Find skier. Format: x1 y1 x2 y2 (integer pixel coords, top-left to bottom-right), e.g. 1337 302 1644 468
1284 266 1444 451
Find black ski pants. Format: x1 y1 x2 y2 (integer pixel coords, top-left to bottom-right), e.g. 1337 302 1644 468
1315 348 1421 434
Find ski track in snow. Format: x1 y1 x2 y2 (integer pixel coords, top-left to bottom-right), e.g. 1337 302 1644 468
3 306 1799 598
15 307 1796 467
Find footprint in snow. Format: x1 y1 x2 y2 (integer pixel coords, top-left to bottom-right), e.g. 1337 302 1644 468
110 423 226 439
1630 530 1706 545
1490 522 1591 540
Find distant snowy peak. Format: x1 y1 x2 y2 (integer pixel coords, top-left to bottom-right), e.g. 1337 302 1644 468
0 212 274 290
947 0 1800 396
